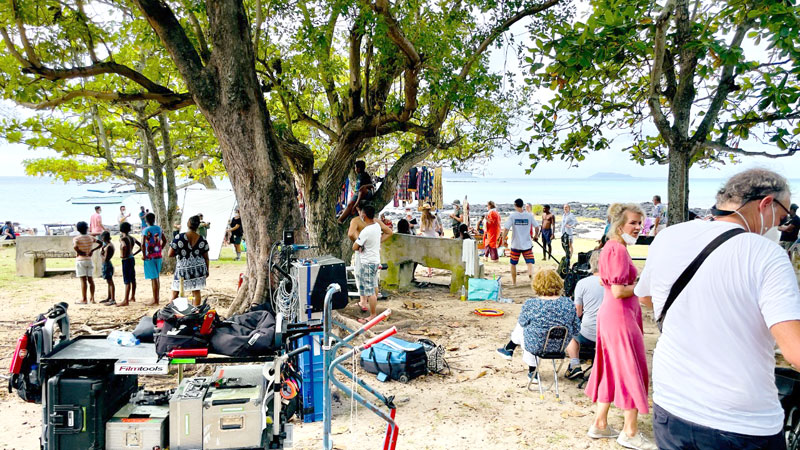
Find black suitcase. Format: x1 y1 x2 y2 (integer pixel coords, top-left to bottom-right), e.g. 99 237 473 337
44 365 137 450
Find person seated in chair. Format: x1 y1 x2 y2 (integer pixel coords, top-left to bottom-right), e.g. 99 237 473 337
496 268 580 383
565 250 604 379
337 160 374 223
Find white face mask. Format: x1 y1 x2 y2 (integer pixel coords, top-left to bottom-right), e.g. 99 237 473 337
734 204 781 242
762 204 781 243
621 232 638 245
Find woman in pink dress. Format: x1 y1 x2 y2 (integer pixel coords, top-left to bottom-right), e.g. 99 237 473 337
585 203 655 450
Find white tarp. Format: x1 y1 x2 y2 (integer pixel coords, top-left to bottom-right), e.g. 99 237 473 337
179 188 237 260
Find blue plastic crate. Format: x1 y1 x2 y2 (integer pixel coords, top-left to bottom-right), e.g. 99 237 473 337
297 332 324 423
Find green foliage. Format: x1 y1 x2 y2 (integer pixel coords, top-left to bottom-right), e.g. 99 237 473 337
519 0 800 168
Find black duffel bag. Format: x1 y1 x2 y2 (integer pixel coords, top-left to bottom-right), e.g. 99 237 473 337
153 301 213 357
210 311 277 357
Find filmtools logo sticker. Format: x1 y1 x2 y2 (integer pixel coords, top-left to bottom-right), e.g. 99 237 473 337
115 359 169 375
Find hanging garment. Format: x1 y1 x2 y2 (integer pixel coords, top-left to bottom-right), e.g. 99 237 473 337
407 167 418 191
433 167 443 209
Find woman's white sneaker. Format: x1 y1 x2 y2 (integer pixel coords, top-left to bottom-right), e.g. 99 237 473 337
587 424 619 439
616 432 657 450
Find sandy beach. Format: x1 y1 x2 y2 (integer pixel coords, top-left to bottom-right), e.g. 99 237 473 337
0 227 669 450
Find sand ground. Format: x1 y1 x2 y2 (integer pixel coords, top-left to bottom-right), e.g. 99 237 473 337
0 238 661 450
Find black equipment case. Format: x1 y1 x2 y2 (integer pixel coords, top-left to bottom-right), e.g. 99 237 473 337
44 365 137 450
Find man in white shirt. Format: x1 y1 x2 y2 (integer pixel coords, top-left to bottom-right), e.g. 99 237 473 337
565 250 604 380
501 199 539 285
560 204 578 257
353 205 392 323
635 168 800 449
118 205 131 225
649 195 667 236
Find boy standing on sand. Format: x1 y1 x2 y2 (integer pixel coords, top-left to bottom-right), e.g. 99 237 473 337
99 231 116 306
540 205 555 260
118 222 141 306
142 212 167 306
73 221 102 304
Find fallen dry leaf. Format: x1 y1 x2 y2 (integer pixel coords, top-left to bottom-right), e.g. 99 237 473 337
447 321 463 328
424 328 442 336
407 329 426 335
473 370 488 380
468 344 478 350
446 347 459 352
402 300 425 310
462 402 477 410
560 410 587 419
332 425 349 435
503 425 522 434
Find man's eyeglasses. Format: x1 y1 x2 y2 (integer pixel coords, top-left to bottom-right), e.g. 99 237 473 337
774 198 791 224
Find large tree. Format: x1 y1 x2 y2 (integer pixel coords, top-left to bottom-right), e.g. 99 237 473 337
1 0 569 311
520 0 800 224
2 103 219 271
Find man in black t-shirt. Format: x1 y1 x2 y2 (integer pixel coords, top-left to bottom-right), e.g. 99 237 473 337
779 203 800 250
337 160 374 223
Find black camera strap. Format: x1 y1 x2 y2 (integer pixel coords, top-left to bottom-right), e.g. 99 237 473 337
657 227 746 332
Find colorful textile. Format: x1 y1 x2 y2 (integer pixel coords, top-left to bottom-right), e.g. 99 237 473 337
142 225 164 260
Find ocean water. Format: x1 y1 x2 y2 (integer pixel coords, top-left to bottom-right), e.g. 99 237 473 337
3 175 800 231
442 176 800 209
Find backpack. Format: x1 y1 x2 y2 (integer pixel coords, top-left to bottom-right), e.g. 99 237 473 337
210 311 277 357
153 300 214 357
8 303 70 403
360 337 427 383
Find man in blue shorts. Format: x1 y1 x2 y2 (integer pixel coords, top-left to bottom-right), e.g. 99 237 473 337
502 199 539 286
141 212 167 306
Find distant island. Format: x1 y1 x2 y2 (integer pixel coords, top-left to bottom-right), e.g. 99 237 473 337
588 172 635 179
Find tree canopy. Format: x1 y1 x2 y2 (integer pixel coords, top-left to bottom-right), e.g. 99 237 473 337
520 0 800 221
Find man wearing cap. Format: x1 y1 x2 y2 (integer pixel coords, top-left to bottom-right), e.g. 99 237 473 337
449 200 464 238
779 203 800 250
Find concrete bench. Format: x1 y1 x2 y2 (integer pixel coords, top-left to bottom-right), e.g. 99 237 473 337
16 236 103 278
381 234 483 293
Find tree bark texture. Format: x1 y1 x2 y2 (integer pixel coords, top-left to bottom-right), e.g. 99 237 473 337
667 143 690 225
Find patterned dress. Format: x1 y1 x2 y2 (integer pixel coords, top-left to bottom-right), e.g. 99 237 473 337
170 233 209 292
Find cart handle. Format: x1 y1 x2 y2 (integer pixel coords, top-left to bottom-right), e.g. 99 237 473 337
362 327 397 350
285 344 311 360
362 309 391 332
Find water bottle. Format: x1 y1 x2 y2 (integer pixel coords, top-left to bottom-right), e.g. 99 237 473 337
107 330 140 347
460 285 466 301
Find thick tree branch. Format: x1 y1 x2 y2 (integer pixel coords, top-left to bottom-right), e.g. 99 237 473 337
180 0 211 64
19 90 193 110
703 141 799 159
373 0 421 124
435 0 561 126
132 0 210 107
0 27 30 68
671 0 699 136
648 0 676 142
690 21 751 148
22 61 174 94
10 0 40 67
75 0 100 63
347 22 364 121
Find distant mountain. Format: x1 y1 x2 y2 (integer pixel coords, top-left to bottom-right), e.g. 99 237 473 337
588 172 634 179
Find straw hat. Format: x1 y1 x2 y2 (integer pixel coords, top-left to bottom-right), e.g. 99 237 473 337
422 203 432 210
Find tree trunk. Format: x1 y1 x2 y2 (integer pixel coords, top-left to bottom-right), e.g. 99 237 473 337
304 186 353 261
667 144 690 226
